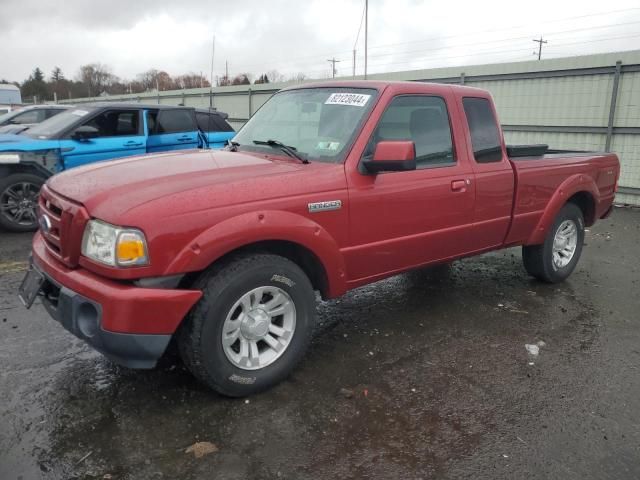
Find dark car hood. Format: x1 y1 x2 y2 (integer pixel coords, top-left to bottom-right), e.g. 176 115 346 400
0 133 59 151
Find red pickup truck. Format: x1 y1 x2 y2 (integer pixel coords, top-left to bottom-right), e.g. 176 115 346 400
20 81 619 396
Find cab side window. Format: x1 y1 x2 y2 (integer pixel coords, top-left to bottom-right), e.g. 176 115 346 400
367 95 455 169
83 110 141 137
462 97 503 163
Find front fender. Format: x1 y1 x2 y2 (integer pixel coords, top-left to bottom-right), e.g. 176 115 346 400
165 210 348 297
525 173 598 245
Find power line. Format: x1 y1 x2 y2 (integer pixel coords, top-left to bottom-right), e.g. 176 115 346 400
224 16 640 74
364 6 640 51
342 31 640 75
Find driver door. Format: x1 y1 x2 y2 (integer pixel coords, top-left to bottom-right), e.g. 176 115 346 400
60 109 146 170
346 94 476 281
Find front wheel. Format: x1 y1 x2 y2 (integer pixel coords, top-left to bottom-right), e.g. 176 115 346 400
522 202 585 283
178 253 316 397
0 173 44 232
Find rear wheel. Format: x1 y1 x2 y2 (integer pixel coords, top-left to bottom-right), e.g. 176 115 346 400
178 253 316 397
522 202 585 283
0 173 44 232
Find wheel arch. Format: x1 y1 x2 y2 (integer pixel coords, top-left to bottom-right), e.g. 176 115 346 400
525 174 598 245
0 163 51 180
167 210 347 299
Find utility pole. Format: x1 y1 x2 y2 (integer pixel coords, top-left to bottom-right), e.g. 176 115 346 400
225 60 229 83
327 58 341 78
533 36 547 60
364 0 368 79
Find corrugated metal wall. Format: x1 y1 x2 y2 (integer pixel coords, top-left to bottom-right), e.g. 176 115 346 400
59 50 640 205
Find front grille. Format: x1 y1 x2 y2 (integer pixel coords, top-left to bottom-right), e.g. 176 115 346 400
38 186 88 267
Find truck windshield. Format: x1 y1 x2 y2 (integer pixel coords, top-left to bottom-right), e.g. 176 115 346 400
233 87 378 163
23 107 97 139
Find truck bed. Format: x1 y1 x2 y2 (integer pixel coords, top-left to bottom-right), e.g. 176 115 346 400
505 151 619 245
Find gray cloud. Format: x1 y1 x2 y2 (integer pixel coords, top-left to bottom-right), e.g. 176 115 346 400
1 0 640 84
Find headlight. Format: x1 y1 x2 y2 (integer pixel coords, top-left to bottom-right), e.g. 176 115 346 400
81 220 149 267
0 153 20 164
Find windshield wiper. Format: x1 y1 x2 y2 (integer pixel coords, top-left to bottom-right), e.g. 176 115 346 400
253 139 309 164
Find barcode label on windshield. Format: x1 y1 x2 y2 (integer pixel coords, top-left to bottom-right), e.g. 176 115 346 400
325 93 371 107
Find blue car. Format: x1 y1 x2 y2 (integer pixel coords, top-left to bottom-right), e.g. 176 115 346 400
0 103 235 231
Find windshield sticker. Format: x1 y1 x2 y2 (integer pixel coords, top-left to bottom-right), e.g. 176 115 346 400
325 93 371 107
70 109 89 117
316 141 341 151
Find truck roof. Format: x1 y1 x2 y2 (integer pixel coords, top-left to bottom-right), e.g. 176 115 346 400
282 79 489 96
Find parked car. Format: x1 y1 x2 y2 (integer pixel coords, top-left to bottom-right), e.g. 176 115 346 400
0 103 234 231
0 105 69 130
0 83 22 114
20 81 619 396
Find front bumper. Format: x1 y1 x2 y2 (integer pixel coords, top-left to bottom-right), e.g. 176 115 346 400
31 233 202 368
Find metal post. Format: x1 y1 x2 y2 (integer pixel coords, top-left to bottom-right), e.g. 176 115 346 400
460 73 465 85
248 88 253 117
605 60 622 152
353 49 356 78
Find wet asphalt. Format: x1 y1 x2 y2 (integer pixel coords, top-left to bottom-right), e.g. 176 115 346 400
0 208 639 480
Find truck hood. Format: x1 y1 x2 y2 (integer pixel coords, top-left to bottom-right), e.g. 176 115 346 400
0 133 59 152
47 149 313 219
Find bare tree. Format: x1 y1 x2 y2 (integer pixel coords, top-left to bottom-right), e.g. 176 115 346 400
175 73 210 89
231 73 252 85
136 69 160 91
78 63 117 97
288 72 307 83
266 70 285 83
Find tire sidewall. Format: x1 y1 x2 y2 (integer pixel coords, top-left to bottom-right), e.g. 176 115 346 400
0 173 44 232
196 260 315 395
542 203 585 282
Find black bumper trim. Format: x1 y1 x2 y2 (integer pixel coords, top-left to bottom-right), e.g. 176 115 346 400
38 267 171 369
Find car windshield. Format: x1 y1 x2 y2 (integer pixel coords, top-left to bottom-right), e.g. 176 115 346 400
232 87 378 163
24 107 96 139
0 110 19 123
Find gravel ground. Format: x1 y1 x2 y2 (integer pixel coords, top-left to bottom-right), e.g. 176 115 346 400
0 207 638 480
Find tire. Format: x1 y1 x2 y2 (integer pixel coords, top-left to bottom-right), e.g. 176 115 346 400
522 202 585 283
178 253 316 397
0 173 44 232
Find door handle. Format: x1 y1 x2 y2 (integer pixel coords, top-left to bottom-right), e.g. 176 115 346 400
177 135 193 141
451 179 470 192
124 141 143 147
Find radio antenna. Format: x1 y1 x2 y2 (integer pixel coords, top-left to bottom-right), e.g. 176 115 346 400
205 34 216 149
209 34 215 108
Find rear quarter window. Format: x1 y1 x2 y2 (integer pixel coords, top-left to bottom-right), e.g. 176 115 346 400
152 109 196 134
462 97 503 163
196 112 234 132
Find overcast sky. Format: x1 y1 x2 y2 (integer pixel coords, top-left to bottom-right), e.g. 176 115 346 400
2 0 640 83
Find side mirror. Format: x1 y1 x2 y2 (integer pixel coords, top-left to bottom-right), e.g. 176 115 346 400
363 140 416 173
72 125 100 141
